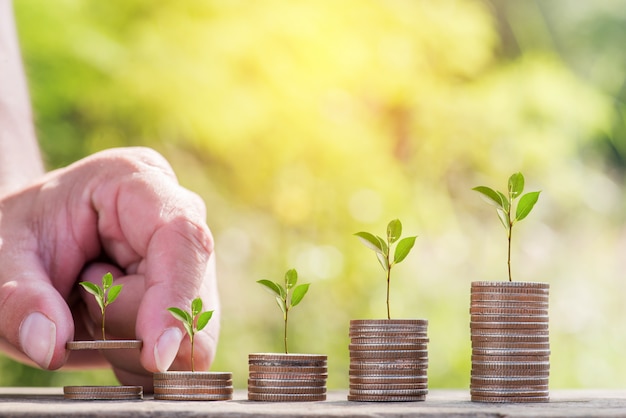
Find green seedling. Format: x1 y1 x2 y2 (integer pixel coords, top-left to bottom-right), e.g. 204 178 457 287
354 219 417 320
79 272 123 341
168 298 214 372
257 269 310 354
473 171 541 282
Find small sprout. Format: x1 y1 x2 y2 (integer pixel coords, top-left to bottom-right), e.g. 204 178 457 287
355 219 417 320
79 272 123 340
168 298 213 372
257 269 310 354
473 171 541 282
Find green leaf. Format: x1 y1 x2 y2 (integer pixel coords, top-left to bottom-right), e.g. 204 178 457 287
508 172 524 198
497 208 510 231
102 272 113 289
290 283 310 307
191 298 203 317
496 191 510 211
374 252 388 272
79 282 105 312
79 281 103 299
196 310 214 331
257 279 284 298
515 191 541 222
183 322 193 338
394 236 417 264
387 219 402 244
285 269 298 289
106 284 123 305
472 186 504 208
275 296 287 315
168 307 192 325
354 231 384 254
377 235 389 256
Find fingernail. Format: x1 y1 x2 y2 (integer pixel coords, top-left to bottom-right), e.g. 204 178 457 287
19 312 56 369
154 327 183 372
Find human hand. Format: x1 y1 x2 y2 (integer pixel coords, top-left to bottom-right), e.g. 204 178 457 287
0 147 219 388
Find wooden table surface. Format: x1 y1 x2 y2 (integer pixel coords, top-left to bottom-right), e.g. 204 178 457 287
1 388 626 417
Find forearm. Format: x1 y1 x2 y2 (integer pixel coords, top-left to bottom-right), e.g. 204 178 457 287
0 0 44 196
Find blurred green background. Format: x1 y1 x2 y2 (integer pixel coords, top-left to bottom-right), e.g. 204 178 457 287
4 0 626 389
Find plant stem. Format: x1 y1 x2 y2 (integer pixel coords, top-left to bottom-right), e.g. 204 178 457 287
507 197 513 282
101 309 106 341
507 228 512 282
386 264 391 320
284 309 289 354
190 335 195 372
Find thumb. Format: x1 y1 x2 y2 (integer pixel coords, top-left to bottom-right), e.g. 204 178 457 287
0 264 74 370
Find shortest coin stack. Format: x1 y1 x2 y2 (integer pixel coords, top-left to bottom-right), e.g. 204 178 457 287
470 281 550 403
248 353 328 402
349 319 429 402
153 371 233 401
63 386 143 401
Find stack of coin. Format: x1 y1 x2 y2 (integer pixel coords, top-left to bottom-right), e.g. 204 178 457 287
63 386 143 400
248 353 328 401
348 319 429 402
153 371 233 401
470 281 550 403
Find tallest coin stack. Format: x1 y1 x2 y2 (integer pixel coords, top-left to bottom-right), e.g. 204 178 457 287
470 281 550 403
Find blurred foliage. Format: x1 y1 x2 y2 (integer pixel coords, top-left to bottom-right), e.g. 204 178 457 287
3 0 626 390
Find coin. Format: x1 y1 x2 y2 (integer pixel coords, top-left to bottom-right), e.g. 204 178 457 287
349 370 428 378
470 329 549 338
471 280 549 287
248 378 327 387
249 359 327 367
471 336 549 344
471 388 549 396
349 376 428 384
349 343 429 351
471 355 549 363
470 307 548 315
154 386 234 395
248 372 329 380
348 394 426 402
350 360 428 369
248 386 327 395
153 379 233 387
249 353 326 362
470 322 549 330
471 394 549 403
66 340 143 350
472 361 549 369
471 376 549 385
472 349 551 357
154 393 233 401
153 371 232 380
470 294 548 303
350 383 428 391
248 393 326 402
471 369 550 377
349 388 428 397
350 350 428 359
471 314 549 322
472 341 550 349
350 333 429 345
63 385 143 400
471 385 549 393
350 319 428 327
248 365 328 374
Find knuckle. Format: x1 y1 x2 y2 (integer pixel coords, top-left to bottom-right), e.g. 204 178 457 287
93 147 176 179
